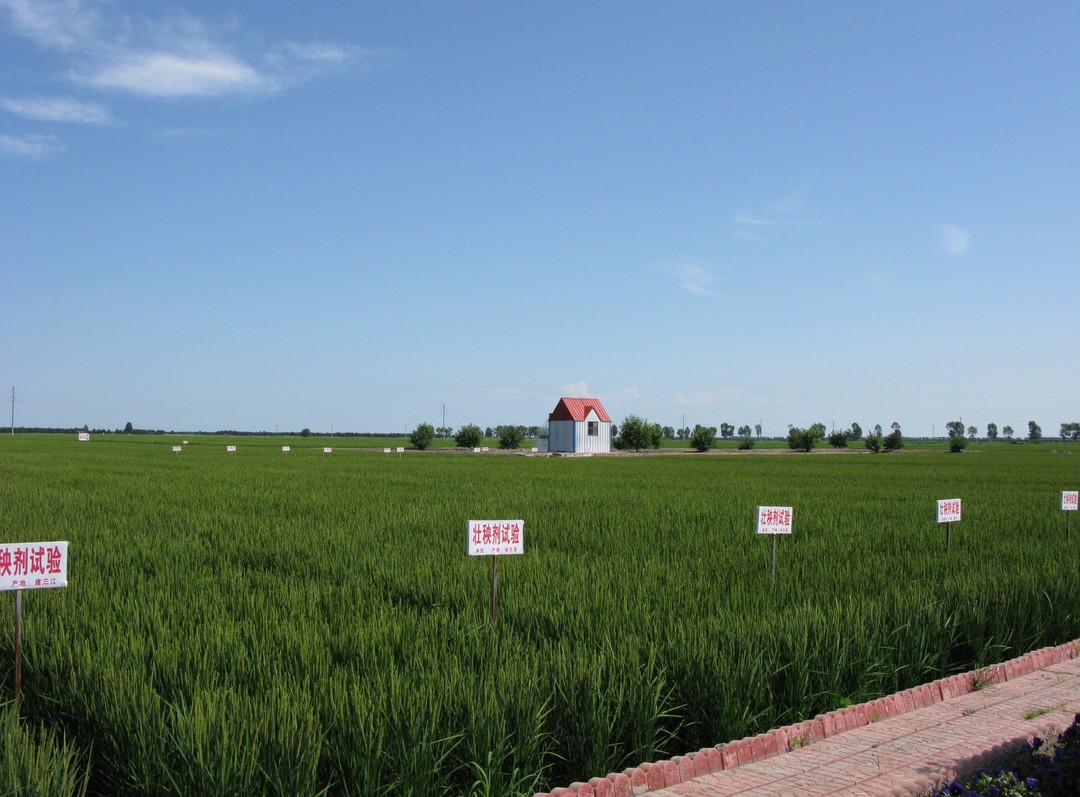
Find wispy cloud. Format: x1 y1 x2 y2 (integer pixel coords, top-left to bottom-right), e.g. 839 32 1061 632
0 132 66 158
560 383 639 402
672 387 762 406
0 0 383 100
936 224 971 255
652 259 719 297
83 52 270 97
731 187 817 240
2 95 111 123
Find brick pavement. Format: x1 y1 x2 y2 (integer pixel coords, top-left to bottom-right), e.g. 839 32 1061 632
536 640 1080 797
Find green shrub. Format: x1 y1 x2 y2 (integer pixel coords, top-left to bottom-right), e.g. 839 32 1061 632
409 422 435 450
689 425 716 452
499 426 524 450
454 424 483 449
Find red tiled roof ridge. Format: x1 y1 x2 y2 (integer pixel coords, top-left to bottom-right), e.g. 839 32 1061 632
548 397 611 423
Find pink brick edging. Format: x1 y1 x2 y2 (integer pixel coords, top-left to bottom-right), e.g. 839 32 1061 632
533 639 1080 797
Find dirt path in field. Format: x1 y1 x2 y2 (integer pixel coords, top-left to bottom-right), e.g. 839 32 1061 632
534 641 1080 797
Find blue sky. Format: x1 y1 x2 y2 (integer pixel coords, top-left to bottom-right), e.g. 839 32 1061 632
2 1 1078 437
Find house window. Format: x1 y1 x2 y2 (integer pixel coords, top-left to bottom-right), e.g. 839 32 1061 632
587 421 598 436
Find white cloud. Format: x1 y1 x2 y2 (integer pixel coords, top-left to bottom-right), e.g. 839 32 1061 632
936 224 971 255
0 0 375 101
0 0 101 50
653 259 719 297
2 95 111 123
84 52 271 97
731 188 818 239
672 387 759 406
0 132 66 158
563 381 590 397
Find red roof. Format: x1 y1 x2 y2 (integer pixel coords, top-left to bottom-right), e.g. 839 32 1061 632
548 397 611 423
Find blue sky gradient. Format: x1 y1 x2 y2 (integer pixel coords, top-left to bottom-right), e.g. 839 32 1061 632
3 1 1078 436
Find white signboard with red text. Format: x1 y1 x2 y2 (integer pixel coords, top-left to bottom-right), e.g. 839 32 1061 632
937 498 962 524
1063 491 1078 511
468 520 524 556
756 506 793 535
77 432 89 442
0 542 68 591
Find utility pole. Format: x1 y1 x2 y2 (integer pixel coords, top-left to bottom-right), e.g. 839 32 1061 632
9 387 13 435
441 404 446 435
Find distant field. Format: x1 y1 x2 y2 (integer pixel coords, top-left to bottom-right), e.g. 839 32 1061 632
0 435 1077 796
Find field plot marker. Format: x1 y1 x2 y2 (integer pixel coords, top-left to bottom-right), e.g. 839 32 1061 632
756 506 792 582
2 541 68 714
172 445 182 454
937 498 962 552
468 520 523 623
1063 491 1078 539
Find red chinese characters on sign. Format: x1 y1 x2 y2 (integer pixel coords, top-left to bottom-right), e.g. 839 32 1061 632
1063 491 1079 511
937 498 962 524
0 542 68 591
467 520 524 556
756 506 793 535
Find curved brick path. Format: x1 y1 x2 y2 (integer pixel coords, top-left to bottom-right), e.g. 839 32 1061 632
535 641 1080 797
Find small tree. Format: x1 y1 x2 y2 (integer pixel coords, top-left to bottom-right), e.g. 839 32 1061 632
454 424 482 448
966 425 977 440
301 428 311 437
987 422 998 441
1027 421 1042 442
689 424 716 452
409 422 435 450
945 420 966 453
736 424 751 438
1002 425 1014 440
719 422 735 439
614 415 652 451
754 423 762 439
786 425 823 452
865 432 883 453
849 422 862 441
828 431 849 448
883 426 904 451
499 426 524 449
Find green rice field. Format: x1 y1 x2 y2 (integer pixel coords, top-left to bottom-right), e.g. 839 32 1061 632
0 434 1077 796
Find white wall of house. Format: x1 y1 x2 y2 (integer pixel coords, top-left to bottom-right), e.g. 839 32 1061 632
548 410 610 453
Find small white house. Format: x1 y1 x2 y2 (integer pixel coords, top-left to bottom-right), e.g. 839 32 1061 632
547 397 611 454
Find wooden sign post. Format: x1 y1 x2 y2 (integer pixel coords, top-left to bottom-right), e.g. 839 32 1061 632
467 520 523 623
2 541 69 713
756 506 793 582
937 498 962 552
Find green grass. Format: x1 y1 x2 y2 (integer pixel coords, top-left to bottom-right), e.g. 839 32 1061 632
0 435 1077 795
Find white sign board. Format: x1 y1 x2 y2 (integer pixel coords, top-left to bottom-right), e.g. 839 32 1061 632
756 506 793 535
226 445 237 453
384 448 391 453
172 446 182 453
468 520 524 556
282 446 291 453
77 432 89 442
396 447 405 453
0 542 68 591
323 447 332 454
937 498 962 523
1063 491 1079 511
473 447 481 453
